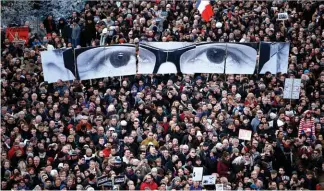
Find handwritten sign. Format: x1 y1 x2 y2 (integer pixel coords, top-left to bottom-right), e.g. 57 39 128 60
283 78 301 99
239 129 252 141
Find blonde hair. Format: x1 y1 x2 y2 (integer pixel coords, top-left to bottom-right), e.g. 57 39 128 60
107 104 115 112
18 160 27 173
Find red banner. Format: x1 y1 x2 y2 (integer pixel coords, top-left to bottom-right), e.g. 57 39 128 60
5 27 29 43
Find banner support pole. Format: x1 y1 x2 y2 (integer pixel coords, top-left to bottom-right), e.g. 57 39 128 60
224 43 227 82
256 42 262 79
290 78 294 106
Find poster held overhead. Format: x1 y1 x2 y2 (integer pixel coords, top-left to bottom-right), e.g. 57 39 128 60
114 176 126 185
278 13 289 20
97 175 109 187
202 175 216 185
283 78 301 100
238 129 252 141
192 167 204 181
216 184 224 191
6 27 29 43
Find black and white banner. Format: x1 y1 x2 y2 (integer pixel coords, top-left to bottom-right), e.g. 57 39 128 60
138 42 258 75
75 44 136 80
40 42 289 83
40 48 76 83
258 42 290 74
138 42 195 74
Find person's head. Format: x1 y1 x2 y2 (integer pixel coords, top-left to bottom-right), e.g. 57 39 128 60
145 174 153 183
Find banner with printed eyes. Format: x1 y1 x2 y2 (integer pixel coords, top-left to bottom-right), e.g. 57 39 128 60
258 42 290 74
41 48 76 83
138 42 258 75
225 42 258 74
75 44 137 80
138 42 196 74
190 42 227 74
191 42 258 74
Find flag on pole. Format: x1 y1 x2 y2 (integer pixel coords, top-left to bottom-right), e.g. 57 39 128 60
196 0 213 21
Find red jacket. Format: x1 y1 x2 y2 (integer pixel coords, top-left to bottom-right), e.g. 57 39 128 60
102 148 111 158
217 160 229 178
8 147 24 159
140 181 158 190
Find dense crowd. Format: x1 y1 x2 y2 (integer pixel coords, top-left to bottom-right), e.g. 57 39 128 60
1 0 324 190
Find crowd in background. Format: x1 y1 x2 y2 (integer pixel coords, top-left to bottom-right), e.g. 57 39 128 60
1 0 324 190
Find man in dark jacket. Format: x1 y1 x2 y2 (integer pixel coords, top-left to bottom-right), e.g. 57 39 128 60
43 15 57 34
84 18 96 46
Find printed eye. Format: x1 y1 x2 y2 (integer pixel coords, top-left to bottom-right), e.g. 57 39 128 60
109 51 131 67
205 48 226 64
138 47 157 74
180 43 257 74
76 46 136 80
180 43 226 74
225 43 257 74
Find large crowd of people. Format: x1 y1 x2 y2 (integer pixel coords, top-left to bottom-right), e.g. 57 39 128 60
1 0 324 190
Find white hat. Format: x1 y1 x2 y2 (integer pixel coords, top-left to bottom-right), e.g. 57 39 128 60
235 93 241 98
50 169 58 177
216 143 223 149
277 119 284 127
196 131 203 137
33 185 42 191
102 28 108 34
270 112 277 120
19 142 26 147
58 163 64 169
82 116 88 120
121 120 127 126
216 22 223 28
87 187 95 191
109 127 115 131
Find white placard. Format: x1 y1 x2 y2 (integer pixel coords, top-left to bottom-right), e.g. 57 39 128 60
283 78 301 99
216 184 224 191
238 129 252 141
192 167 204 181
202 175 216 185
278 13 288 20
